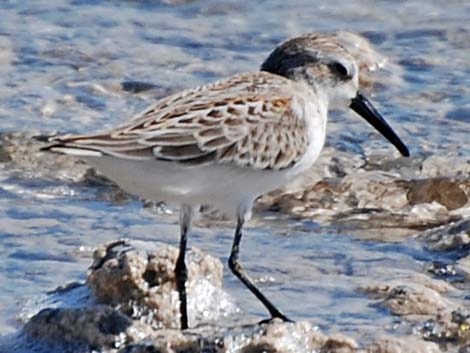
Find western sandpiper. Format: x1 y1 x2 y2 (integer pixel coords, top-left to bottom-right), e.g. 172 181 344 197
42 33 409 329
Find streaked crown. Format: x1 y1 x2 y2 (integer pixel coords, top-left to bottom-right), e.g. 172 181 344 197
261 34 359 109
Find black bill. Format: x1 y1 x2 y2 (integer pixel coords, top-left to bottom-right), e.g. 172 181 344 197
350 91 410 157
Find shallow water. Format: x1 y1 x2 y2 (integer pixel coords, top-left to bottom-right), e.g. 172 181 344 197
0 177 444 340
0 0 469 349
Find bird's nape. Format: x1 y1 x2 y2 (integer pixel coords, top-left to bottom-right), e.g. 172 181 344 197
349 91 410 157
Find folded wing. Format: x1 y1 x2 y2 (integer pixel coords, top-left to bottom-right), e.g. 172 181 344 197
45 72 309 170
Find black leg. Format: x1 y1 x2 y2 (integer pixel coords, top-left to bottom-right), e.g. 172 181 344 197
228 214 292 323
175 204 192 330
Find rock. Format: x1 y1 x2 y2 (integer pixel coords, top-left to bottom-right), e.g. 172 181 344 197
256 150 469 234
24 305 132 350
339 170 409 211
418 310 470 346
121 321 359 353
427 261 467 283
320 333 359 353
461 345 470 353
367 335 441 353
363 281 455 317
420 155 470 179
119 328 201 353
363 275 470 349
407 177 468 210
383 285 450 316
364 154 423 180
87 240 236 329
406 202 452 228
251 154 470 232
460 179 470 201
19 239 242 352
416 219 470 252
236 322 326 353
456 256 470 278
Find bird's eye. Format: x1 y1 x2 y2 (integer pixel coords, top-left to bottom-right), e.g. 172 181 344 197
330 62 350 79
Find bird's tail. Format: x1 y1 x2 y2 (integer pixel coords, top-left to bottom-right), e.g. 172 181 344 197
39 133 155 160
39 134 105 157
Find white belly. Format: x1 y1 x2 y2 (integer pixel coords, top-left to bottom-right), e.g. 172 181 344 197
84 156 298 217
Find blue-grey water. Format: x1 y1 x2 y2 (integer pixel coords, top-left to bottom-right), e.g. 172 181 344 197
0 0 469 347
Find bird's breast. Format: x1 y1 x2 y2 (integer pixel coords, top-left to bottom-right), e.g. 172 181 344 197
288 91 328 176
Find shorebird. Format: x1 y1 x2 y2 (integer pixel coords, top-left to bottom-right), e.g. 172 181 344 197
42 33 409 329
